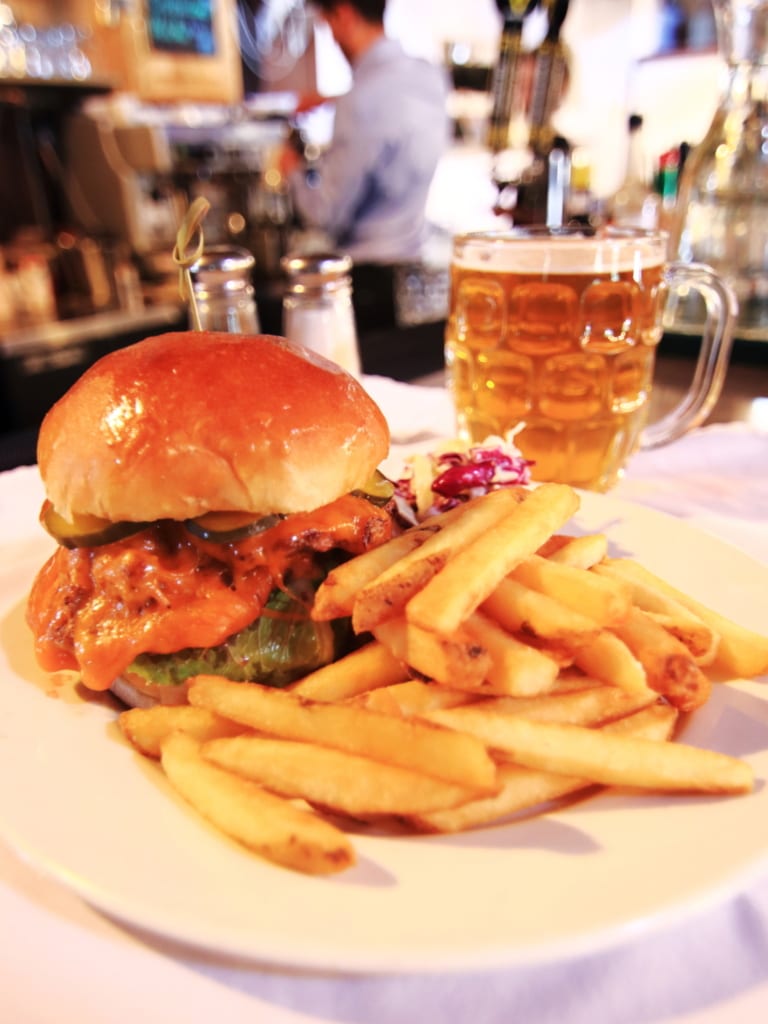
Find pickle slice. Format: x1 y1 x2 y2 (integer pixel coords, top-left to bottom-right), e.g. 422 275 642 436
184 511 286 543
352 469 395 507
185 474 394 545
41 501 151 549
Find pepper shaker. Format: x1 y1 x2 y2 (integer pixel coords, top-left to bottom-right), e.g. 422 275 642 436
189 245 260 333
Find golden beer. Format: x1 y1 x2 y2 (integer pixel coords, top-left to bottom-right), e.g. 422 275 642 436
445 230 669 491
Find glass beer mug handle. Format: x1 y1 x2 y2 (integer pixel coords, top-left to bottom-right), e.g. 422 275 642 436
641 261 738 450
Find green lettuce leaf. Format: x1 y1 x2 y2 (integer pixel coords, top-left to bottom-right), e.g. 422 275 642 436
127 588 347 689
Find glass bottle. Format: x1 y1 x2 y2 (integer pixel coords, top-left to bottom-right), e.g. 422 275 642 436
281 252 360 376
611 114 660 229
656 147 681 233
189 245 260 333
669 0 768 336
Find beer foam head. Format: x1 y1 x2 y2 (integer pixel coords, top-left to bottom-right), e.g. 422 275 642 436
453 228 667 275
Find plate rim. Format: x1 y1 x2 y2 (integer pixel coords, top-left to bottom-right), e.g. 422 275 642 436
1 477 767 974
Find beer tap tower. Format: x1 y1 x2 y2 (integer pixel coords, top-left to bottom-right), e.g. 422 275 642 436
488 0 572 226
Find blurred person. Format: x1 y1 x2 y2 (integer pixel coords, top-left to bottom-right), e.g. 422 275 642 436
279 0 450 264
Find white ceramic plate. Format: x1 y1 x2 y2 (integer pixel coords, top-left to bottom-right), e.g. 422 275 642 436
1 469 767 974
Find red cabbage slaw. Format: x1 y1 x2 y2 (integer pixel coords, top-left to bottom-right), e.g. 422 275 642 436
394 435 533 523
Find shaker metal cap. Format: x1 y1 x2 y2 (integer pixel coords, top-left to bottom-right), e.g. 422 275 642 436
281 251 352 285
191 245 256 282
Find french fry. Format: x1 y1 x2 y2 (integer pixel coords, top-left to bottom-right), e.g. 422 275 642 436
481 576 602 649
453 714 753 795
434 680 658 729
119 705 244 758
645 613 718 667
348 687 402 716
351 679 475 716
412 762 594 834
592 561 719 665
537 532 609 569
372 617 492 690
511 554 632 626
573 630 649 695
290 641 408 702
188 676 499 792
410 703 679 833
610 605 712 712
602 699 679 739
352 488 527 633
462 611 562 696
599 557 768 679
425 684 657 743
160 733 355 874
203 736 480 816
405 483 580 636
312 528 433 621
548 670 607 694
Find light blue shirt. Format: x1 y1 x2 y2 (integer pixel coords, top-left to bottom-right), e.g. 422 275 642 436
288 38 450 264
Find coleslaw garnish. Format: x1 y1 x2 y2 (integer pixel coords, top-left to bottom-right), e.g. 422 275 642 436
394 430 533 523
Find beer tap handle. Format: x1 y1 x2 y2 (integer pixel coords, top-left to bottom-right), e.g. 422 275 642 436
487 0 542 154
527 0 571 157
546 0 570 41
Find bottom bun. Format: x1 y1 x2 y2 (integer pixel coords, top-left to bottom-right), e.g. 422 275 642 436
110 675 190 709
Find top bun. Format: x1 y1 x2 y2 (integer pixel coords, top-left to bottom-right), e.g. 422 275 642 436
38 332 390 522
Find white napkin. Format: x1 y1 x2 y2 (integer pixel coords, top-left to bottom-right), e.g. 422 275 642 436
615 422 768 563
616 422 768 520
362 375 457 443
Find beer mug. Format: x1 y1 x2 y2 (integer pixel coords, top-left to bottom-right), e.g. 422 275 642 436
445 227 737 491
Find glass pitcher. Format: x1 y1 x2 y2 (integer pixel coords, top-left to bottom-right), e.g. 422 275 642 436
669 0 768 337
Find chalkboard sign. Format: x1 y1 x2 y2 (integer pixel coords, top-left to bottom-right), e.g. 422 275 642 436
147 0 216 56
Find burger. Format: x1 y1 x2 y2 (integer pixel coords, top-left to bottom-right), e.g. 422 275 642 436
26 331 393 708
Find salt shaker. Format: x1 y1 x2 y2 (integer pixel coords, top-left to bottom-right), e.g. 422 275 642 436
189 245 260 333
281 251 361 375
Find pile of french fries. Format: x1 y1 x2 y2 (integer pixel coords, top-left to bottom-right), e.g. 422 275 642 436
119 483 768 876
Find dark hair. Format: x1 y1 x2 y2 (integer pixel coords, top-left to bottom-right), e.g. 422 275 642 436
311 1 386 22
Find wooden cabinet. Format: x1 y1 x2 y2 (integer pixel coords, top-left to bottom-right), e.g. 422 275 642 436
93 1 243 103
6 0 243 103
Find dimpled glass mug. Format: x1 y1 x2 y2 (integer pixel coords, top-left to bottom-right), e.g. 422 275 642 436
444 227 737 491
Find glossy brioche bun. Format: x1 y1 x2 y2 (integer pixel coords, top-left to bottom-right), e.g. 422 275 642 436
38 331 389 522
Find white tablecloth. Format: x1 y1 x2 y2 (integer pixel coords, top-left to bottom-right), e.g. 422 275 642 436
2 378 768 1024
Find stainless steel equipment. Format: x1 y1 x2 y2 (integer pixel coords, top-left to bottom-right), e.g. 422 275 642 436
63 112 183 258
62 103 294 284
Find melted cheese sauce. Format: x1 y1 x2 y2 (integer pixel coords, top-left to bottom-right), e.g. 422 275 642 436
27 494 391 691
